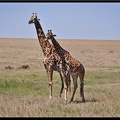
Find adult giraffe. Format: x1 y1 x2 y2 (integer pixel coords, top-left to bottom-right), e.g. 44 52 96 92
47 30 85 104
28 13 71 99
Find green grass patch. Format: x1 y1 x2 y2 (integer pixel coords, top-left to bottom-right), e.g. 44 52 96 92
0 70 119 96
0 71 49 96
0 69 120 117
85 71 120 85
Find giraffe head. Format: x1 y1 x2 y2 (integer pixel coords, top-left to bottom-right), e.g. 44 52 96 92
46 29 57 39
28 13 40 24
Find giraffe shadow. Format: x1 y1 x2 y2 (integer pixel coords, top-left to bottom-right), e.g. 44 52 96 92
70 98 99 104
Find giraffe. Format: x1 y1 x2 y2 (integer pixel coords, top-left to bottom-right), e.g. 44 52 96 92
28 13 71 100
47 30 85 104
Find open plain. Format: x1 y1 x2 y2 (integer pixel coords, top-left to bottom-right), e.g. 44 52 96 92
0 38 120 117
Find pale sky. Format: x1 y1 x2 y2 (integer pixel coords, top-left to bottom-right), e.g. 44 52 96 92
0 2 120 40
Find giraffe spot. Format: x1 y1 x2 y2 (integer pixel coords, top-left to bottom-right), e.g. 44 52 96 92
38 34 41 37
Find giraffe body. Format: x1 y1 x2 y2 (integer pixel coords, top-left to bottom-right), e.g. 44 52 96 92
47 31 85 104
28 13 71 99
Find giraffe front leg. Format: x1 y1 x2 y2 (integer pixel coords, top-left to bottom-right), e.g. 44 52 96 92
59 73 64 97
43 63 53 99
61 72 68 105
46 75 52 99
47 67 53 99
64 87 67 105
49 83 52 99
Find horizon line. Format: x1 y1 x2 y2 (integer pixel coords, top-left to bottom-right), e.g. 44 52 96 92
0 37 120 41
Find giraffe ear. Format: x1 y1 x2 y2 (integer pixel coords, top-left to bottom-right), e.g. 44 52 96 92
53 34 57 37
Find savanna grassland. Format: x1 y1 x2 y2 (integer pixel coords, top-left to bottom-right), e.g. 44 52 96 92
0 38 120 117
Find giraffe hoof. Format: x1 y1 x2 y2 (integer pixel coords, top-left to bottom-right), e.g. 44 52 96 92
49 96 52 99
64 100 67 105
82 99 85 103
60 93 62 97
69 100 73 103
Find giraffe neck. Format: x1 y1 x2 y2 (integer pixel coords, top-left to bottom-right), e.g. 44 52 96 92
51 37 67 56
34 19 52 56
50 37 69 65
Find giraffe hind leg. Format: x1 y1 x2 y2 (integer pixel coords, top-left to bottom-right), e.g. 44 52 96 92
68 75 71 96
69 75 78 103
79 73 85 102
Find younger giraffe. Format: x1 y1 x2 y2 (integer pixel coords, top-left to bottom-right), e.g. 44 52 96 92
47 30 85 104
28 13 71 100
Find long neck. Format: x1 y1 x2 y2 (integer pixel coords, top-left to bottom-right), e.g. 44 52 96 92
34 20 45 39
34 20 52 56
51 37 63 52
50 37 68 62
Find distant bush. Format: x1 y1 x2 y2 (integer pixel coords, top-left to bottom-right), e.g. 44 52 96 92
109 50 114 53
5 66 14 69
19 65 30 69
